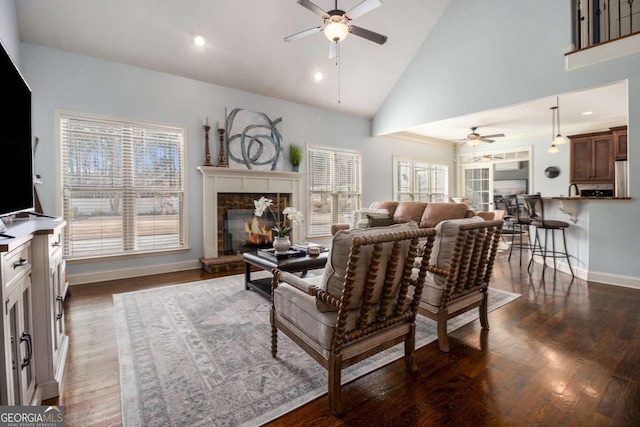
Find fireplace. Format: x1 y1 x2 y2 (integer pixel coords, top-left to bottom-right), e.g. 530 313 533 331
198 166 303 260
219 192 291 255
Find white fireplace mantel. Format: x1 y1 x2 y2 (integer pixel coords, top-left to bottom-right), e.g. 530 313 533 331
198 166 304 259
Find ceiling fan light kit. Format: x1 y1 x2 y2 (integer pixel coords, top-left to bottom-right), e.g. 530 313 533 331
324 14 349 41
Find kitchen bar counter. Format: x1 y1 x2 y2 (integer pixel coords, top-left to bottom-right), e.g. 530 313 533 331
548 196 632 201
543 197 631 225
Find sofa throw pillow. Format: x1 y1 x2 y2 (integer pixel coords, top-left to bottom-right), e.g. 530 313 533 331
350 208 389 229
367 215 395 228
317 221 418 312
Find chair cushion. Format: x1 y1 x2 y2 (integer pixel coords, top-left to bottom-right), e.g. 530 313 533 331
429 216 484 285
419 203 470 228
410 268 445 308
274 279 410 358
318 221 418 312
393 202 427 224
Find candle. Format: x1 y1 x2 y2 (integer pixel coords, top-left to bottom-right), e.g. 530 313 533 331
218 119 225 130
203 116 209 126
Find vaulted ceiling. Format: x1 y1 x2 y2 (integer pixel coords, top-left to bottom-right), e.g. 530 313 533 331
15 0 450 119
15 0 628 143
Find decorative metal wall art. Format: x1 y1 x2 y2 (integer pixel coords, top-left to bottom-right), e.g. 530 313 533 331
226 108 283 170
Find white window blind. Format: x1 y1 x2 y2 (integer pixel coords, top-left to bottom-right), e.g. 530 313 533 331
393 159 448 202
308 146 361 236
60 114 185 259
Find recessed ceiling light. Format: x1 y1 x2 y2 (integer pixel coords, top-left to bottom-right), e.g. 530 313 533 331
313 71 323 82
193 36 205 47
582 111 594 115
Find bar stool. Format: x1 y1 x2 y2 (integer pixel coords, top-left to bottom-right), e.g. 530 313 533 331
499 194 529 265
520 194 574 277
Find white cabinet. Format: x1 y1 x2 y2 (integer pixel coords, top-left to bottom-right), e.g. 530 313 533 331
1 218 67 405
31 222 68 400
0 240 37 405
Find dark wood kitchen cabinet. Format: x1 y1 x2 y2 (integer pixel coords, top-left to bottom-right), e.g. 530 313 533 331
611 126 628 160
569 131 615 183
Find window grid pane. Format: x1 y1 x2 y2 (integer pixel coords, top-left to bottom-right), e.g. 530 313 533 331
393 159 448 202
61 115 185 258
308 147 361 237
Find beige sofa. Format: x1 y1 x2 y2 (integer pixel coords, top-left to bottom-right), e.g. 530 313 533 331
331 201 474 235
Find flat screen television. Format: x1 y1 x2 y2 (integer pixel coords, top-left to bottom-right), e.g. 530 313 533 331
0 39 34 234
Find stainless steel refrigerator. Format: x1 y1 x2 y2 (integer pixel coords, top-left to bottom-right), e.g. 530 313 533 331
615 160 629 197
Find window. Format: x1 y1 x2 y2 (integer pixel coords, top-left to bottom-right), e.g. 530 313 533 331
393 158 448 202
308 146 361 236
59 113 186 259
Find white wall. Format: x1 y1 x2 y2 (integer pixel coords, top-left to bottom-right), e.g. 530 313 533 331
20 43 454 283
0 0 20 66
374 0 640 283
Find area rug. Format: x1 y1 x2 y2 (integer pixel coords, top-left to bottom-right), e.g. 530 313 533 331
114 272 520 427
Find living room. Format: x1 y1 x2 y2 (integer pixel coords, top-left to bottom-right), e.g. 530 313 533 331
1 0 640 425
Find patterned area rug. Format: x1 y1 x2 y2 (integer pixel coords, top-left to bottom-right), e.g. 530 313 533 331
114 273 520 426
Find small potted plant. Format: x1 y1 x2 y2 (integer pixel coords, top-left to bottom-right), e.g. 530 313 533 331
289 143 304 172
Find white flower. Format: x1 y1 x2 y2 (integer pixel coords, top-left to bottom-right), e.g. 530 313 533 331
254 197 273 217
283 207 304 225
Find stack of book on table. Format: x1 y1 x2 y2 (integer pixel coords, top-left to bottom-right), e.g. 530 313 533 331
292 242 328 254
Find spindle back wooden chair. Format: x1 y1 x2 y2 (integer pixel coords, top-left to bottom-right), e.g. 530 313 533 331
417 218 503 352
271 222 436 414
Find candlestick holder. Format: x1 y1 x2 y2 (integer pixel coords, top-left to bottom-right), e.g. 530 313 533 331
202 125 213 166
217 128 228 167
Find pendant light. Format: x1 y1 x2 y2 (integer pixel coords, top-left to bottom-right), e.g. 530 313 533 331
553 96 568 145
547 105 560 154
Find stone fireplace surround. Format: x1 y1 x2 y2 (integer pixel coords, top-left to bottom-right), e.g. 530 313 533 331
198 166 303 271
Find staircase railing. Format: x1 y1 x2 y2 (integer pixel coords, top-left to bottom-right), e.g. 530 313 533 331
573 0 640 50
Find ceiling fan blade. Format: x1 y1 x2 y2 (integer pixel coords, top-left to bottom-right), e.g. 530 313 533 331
346 0 383 20
349 25 388 44
284 26 323 42
329 41 337 59
481 139 495 143
297 0 329 19
480 133 505 139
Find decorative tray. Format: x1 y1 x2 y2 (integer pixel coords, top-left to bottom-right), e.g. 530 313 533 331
257 248 307 260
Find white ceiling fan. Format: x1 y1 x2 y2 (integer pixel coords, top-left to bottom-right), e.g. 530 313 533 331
284 0 388 59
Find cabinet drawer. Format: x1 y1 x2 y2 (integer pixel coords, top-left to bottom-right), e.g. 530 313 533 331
3 242 32 287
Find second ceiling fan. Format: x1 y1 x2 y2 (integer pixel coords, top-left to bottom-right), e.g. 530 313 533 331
456 127 505 146
284 0 388 59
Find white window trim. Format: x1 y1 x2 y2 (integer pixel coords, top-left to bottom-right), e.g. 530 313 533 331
56 109 189 260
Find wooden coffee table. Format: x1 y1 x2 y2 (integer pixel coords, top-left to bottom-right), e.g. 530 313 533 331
243 250 328 299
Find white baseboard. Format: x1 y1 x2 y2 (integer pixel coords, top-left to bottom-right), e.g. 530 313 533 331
532 255 640 289
68 259 202 285
588 270 640 290
530 257 588 280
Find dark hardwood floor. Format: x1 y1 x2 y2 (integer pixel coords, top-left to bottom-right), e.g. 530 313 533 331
45 252 640 426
